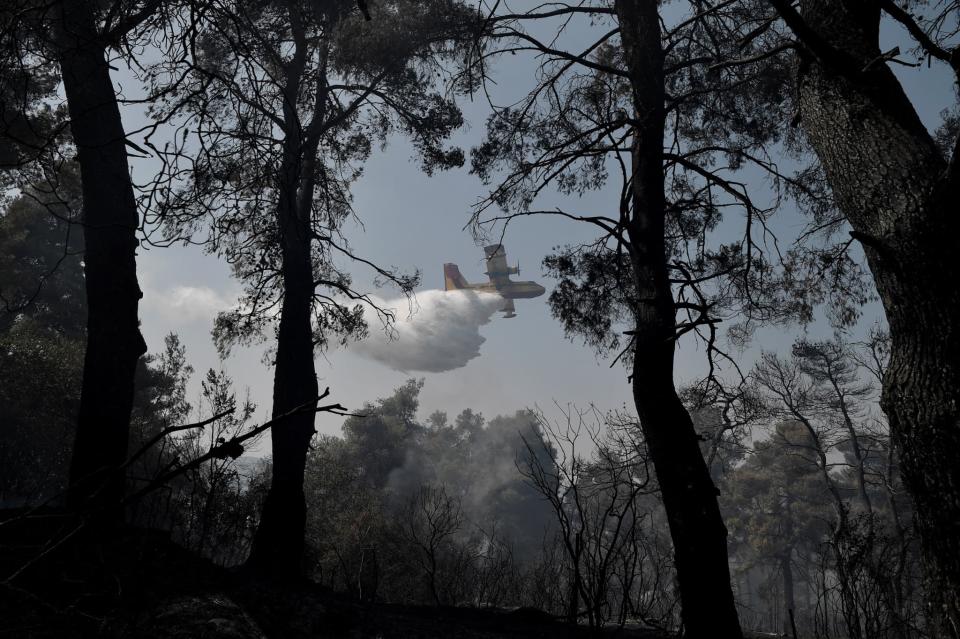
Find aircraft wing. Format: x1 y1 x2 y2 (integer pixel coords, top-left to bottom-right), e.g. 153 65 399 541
484 244 513 287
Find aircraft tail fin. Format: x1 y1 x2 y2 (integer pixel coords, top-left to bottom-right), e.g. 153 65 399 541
444 263 469 290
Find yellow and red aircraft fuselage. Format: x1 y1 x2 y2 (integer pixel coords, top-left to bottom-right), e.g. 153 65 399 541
443 244 546 318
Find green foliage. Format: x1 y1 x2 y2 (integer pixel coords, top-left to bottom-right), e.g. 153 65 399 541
161 366 260 565
0 176 84 503
130 334 195 441
340 378 424 488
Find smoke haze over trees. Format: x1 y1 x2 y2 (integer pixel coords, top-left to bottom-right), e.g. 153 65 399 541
1 0 958 637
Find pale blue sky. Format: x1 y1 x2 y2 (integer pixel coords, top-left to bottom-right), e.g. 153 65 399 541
125 8 957 444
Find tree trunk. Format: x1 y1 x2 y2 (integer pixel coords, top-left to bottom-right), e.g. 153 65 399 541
244 226 316 578
782 500 797 638
244 6 322 577
245 165 318 578
55 0 147 517
245 62 319 575
782 551 796 638
615 2 742 637
786 2 960 634
567 564 581 625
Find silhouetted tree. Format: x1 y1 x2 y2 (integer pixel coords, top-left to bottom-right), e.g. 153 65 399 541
1 0 166 518
466 1 838 633
145 0 474 577
756 3 960 631
401 485 464 606
519 405 665 631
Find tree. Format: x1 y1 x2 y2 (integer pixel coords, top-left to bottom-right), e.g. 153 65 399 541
0 321 84 503
466 1 831 632
723 421 831 637
54 0 160 515
0 171 85 502
751 339 922 638
759 2 960 632
0 165 190 509
0 5 65 186
303 433 388 598
1 0 165 518
400 484 464 606
304 381 563 608
341 378 424 489
168 367 259 564
519 405 674 631
145 0 474 577
0 165 85 337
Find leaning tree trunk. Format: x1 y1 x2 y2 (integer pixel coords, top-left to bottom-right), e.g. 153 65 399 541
785 2 960 634
615 2 742 637
55 0 147 517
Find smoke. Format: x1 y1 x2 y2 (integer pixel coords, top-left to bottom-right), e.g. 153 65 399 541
352 289 505 372
385 409 556 555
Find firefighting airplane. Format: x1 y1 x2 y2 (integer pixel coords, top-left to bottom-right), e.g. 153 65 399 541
443 244 546 318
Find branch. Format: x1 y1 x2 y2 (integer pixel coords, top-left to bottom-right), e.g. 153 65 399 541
101 0 163 46
122 408 235 471
879 0 960 76
478 208 620 237
498 27 628 78
123 389 355 506
708 42 796 72
767 0 863 78
485 6 615 22
3 520 85 583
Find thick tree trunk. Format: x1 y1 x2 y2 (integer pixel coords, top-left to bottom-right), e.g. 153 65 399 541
55 0 147 516
615 2 742 637
786 2 960 634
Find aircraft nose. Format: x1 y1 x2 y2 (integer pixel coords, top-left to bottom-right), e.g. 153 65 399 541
535 283 546 297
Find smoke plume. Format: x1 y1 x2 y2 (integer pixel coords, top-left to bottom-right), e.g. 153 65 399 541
353 289 504 372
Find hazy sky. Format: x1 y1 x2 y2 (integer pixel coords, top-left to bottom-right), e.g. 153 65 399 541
122 7 957 446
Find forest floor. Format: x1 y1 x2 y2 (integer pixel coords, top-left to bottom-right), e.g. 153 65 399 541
0 514 677 639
